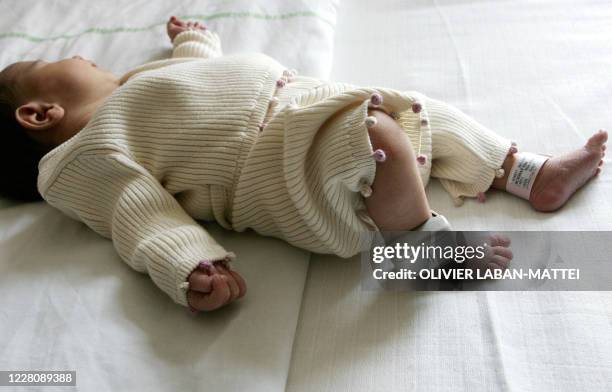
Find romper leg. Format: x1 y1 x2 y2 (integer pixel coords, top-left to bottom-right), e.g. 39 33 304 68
424 96 513 203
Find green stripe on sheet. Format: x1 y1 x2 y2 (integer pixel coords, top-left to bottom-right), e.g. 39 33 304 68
0 10 335 42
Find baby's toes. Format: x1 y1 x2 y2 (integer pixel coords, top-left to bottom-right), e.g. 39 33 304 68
488 233 511 248
491 245 513 261
487 250 512 270
587 130 608 150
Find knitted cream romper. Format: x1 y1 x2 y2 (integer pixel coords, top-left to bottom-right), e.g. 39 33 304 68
231 76 512 258
37 29 512 306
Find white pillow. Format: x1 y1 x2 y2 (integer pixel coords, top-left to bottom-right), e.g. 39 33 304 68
0 0 338 79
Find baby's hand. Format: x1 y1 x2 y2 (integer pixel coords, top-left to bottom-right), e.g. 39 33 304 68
167 16 207 43
186 259 247 312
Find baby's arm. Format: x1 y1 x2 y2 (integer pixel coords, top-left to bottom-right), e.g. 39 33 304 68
107 161 244 310
41 154 244 311
167 16 223 59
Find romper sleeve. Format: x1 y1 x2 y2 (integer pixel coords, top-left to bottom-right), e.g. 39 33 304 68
172 29 223 59
39 153 234 307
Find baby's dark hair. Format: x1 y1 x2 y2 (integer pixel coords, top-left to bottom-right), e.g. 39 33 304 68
0 67 49 201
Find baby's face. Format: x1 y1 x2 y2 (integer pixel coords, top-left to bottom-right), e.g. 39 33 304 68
5 56 118 104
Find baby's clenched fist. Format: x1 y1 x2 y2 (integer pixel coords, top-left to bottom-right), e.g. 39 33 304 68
166 15 207 43
186 260 247 312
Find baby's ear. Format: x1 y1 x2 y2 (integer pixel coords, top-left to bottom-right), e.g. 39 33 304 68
15 101 64 131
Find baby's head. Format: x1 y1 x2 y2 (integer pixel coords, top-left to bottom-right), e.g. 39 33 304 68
1 56 119 201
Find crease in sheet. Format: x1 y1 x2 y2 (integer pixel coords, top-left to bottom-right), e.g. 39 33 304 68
478 292 512 392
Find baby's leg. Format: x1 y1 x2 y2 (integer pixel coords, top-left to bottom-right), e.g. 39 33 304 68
364 108 431 230
364 108 513 273
424 96 606 210
425 96 512 204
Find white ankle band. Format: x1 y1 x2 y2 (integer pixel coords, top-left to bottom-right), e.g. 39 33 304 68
506 152 549 200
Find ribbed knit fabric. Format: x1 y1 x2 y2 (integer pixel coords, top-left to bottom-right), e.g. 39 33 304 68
36 29 511 307
424 96 512 204
173 29 222 58
232 84 432 257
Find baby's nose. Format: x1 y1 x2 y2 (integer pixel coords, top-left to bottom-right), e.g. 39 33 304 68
72 55 84 60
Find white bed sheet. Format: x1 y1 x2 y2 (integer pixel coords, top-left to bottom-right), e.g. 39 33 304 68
0 1 338 391
287 1 612 391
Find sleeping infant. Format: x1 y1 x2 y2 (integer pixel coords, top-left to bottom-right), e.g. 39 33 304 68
0 16 606 312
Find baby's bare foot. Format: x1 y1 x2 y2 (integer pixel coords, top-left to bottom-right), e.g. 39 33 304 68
530 130 607 212
460 233 513 274
166 16 207 42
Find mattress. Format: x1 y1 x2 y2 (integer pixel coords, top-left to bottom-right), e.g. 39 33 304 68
0 1 337 391
286 1 612 391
